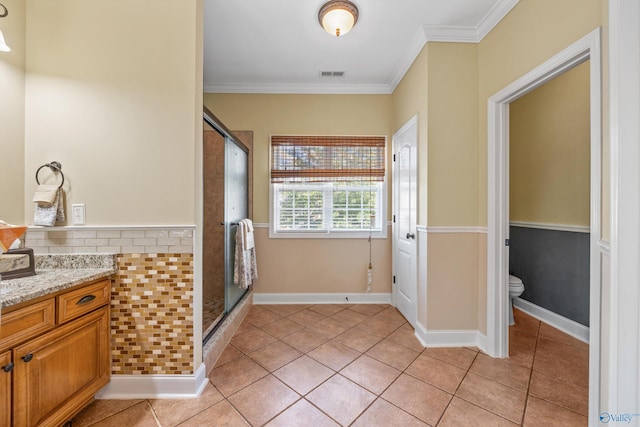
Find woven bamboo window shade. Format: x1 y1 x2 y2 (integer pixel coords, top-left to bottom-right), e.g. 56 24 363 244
271 135 386 183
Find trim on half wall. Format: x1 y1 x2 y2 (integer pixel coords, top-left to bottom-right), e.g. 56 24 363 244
427 226 488 234
96 364 208 399
253 293 392 305
510 221 590 234
513 297 589 344
422 329 488 349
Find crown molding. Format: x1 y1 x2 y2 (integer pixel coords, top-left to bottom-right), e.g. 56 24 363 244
204 82 392 95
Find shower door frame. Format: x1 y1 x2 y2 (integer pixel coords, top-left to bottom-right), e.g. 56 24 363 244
202 107 251 343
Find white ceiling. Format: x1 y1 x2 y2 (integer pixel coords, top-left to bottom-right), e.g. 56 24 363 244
203 0 518 94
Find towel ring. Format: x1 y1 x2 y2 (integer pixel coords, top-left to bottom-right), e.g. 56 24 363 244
35 161 65 188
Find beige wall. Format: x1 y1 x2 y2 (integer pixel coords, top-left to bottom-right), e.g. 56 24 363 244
510 61 591 227
0 0 25 224
204 93 393 294
427 233 480 330
23 0 202 226
392 44 429 225
478 0 603 227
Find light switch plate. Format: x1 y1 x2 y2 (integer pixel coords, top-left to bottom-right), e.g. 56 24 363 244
72 204 86 225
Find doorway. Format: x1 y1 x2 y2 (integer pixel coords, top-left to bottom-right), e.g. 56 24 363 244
392 115 419 328
487 29 602 422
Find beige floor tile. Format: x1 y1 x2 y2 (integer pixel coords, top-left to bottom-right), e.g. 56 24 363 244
228 375 300 426
244 306 283 327
287 309 326 325
538 322 589 351
355 315 405 338
273 355 334 395
307 340 361 371
214 344 244 368
381 374 452 426
307 374 376 426
264 399 340 427
532 351 589 388
529 371 589 416
90 402 158 427
307 317 351 338
259 317 305 339
469 353 532 391
261 304 307 317
366 339 421 370
523 396 588 427
248 341 302 372
439 397 519 427
209 355 268 397
340 355 401 395
373 307 409 325
508 330 537 368
536 337 589 367
234 320 258 337
72 399 143 427
511 309 540 338
150 382 224 426
230 327 277 353
352 398 428 427
405 354 466 393
455 373 527 424
334 327 382 353
280 328 330 353
178 400 249 427
330 308 370 327
349 304 386 316
386 324 426 352
423 347 478 370
308 304 348 316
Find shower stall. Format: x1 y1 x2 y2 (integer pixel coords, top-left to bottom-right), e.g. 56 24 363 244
202 108 252 343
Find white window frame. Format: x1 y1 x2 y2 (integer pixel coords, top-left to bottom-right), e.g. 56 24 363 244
269 181 387 239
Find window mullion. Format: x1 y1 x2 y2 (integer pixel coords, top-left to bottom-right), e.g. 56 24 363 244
325 184 333 232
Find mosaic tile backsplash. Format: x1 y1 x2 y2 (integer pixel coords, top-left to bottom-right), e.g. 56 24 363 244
112 253 194 375
22 227 196 375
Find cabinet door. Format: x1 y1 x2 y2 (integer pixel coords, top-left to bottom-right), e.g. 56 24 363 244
0 350 12 427
13 307 110 427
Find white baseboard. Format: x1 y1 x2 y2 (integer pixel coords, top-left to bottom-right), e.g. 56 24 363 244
414 322 428 347
96 364 208 399
423 329 484 348
513 297 589 343
252 292 392 305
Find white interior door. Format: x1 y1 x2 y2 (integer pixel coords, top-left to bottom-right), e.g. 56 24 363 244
392 115 418 327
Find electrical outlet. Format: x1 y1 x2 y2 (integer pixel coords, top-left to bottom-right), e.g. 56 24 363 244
72 204 86 225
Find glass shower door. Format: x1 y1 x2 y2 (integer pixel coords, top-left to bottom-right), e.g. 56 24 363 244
224 137 249 312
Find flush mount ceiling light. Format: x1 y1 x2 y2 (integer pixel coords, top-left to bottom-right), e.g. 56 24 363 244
0 2 10 52
318 0 359 37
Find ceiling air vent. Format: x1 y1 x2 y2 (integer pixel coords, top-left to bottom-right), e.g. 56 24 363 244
320 71 345 77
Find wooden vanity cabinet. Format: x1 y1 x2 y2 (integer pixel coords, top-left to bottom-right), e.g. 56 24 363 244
0 277 111 427
1 350 12 427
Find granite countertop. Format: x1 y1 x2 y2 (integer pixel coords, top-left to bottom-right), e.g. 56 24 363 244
0 254 117 309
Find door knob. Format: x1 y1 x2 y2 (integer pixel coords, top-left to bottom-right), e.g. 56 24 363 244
406 233 415 240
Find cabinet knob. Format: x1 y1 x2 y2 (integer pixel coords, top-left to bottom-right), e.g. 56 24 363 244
2 362 13 372
21 354 33 363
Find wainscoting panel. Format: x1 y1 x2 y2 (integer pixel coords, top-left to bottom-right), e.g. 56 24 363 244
509 225 589 326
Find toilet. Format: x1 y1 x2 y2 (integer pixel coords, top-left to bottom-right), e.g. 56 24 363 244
508 275 525 325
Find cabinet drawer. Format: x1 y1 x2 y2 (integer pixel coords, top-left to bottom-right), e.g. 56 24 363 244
57 279 111 324
0 299 56 352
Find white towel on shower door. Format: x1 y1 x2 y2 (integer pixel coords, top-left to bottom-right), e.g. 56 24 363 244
234 219 258 289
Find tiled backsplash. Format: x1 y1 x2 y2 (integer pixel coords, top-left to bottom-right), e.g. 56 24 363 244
112 253 194 375
24 226 194 254
24 226 197 376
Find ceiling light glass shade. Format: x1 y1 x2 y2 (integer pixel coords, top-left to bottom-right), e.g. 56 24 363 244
318 1 359 37
0 30 9 52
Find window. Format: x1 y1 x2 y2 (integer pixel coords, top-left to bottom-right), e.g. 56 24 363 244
270 135 386 238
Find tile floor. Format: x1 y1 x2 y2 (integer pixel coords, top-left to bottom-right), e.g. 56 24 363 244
72 305 589 426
